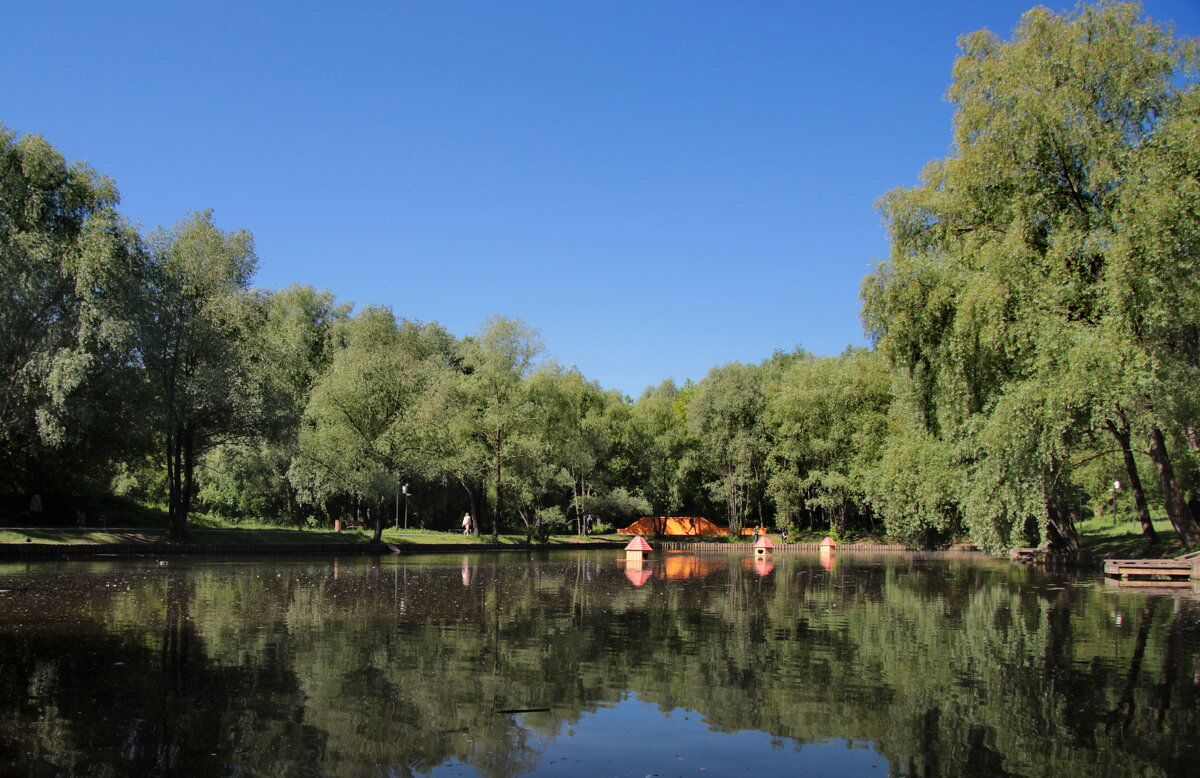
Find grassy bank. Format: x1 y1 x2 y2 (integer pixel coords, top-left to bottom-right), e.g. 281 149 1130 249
0 526 624 547
2 514 1195 559
1074 515 1193 559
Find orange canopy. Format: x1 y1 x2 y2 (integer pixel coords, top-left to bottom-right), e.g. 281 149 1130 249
617 516 730 536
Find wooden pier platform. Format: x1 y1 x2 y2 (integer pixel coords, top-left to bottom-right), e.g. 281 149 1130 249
1103 557 1199 583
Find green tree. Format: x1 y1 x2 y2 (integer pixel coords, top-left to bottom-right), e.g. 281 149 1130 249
686 362 769 533
628 379 703 517
528 363 621 533
766 348 891 537
862 1 1200 548
448 315 543 539
0 127 148 509
196 285 350 525
1108 84 1200 545
295 308 451 542
142 210 263 538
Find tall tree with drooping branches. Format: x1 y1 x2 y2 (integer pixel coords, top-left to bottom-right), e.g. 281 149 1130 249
863 1 1200 548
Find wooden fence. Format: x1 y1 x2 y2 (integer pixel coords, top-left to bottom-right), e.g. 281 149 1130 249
653 541 909 552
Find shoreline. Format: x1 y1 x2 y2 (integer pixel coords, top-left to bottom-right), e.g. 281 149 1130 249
0 537 947 560
0 538 627 559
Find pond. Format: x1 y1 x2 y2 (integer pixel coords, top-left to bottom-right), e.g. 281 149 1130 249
0 549 1197 777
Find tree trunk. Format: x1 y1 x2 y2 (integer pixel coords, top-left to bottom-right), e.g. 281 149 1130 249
571 473 583 535
285 481 303 529
166 433 179 534
372 497 385 544
1105 416 1158 544
1146 424 1200 546
167 425 193 541
181 429 194 525
492 430 502 540
1045 504 1079 550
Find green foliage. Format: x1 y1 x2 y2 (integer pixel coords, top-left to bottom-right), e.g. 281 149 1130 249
766 348 890 535
293 308 453 539
862 1 1200 549
442 315 543 538
141 210 263 537
0 126 148 506
686 362 769 531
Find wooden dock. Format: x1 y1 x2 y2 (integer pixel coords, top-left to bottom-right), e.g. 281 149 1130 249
1103 556 1200 584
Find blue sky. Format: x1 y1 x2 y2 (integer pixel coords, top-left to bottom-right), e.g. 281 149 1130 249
5 1 1200 397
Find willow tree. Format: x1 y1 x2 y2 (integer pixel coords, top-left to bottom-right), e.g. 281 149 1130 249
766 349 891 537
142 211 262 539
0 127 148 506
446 315 542 539
295 308 452 542
1108 85 1200 546
862 1 1200 548
196 285 350 524
687 362 770 533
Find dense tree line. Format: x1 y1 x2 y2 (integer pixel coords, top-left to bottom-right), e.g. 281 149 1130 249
3 1 1199 550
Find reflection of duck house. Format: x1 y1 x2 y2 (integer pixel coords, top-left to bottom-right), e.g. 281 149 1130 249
753 536 773 557
625 559 653 587
625 535 653 561
819 536 837 571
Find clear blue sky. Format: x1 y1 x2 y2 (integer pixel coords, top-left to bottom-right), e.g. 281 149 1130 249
5 1 1200 397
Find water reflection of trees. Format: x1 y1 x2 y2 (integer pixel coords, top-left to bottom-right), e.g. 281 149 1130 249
0 554 1197 776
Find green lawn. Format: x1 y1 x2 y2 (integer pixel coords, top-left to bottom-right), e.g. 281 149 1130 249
3 515 1195 558
1075 515 1195 559
0 526 624 546
0 529 170 544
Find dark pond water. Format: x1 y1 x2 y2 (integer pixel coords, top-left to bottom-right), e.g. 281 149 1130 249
0 549 1197 777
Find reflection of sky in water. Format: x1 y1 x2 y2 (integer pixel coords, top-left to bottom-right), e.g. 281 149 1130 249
431 694 883 777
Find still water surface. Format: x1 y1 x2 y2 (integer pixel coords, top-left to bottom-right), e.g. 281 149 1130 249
0 549 1197 777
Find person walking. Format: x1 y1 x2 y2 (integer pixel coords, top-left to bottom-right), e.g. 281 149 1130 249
462 512 472 535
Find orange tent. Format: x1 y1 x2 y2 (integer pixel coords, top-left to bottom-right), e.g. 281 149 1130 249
616 516 730 536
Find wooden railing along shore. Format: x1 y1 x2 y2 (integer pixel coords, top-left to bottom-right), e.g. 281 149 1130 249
654 541 909 552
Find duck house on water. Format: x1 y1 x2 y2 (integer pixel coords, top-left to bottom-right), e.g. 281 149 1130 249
625 535 652 562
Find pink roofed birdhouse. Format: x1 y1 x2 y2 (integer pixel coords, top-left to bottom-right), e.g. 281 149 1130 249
625 534 652 561
625 535 652 551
